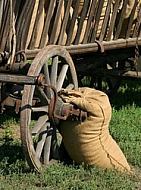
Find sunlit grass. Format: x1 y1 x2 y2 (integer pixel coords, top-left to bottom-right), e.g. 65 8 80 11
0 79 141 189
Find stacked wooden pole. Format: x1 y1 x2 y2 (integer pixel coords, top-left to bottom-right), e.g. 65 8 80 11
0 0 141 52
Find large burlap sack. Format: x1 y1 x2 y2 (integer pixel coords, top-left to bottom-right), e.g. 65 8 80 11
60 87 131 173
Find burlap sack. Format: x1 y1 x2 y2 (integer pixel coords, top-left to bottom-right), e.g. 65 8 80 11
60 87 131 173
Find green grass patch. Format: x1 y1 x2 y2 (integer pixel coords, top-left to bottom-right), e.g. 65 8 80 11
0 79 141 189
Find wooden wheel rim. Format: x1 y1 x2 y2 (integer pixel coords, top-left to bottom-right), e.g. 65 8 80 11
20 45 78 171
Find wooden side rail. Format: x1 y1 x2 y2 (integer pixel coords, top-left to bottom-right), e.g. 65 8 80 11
24 38 141 58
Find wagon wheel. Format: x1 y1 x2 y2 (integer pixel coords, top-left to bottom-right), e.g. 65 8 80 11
20 45 78 171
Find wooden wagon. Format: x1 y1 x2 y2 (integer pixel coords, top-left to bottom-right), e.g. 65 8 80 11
0 0 141 171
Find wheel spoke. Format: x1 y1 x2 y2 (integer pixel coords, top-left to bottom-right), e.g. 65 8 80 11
43 63 52 98
36 86 49 105
50 56 58 87
32 106 48 113
65 83 75 90
43 127 53 164
31 114 49 136
57 64 69 92
36 122 50 159
51 126 59 159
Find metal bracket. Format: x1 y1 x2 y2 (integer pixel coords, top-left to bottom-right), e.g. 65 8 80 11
95 40 105 53
46 84 87 125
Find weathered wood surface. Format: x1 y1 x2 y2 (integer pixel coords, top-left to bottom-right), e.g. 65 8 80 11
0 0 141 53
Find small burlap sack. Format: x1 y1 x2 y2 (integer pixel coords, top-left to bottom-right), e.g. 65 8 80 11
60 87 131 173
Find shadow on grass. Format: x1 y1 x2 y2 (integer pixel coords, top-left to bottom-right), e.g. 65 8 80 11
0 108 20 126
0 109 30 174
0 138 30 174
109 79 141 109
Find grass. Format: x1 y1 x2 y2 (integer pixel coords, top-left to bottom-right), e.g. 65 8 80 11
0 79 141 189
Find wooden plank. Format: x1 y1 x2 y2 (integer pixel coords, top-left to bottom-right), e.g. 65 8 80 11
114 0 128 40
66 0 80 45
74 0 90 44
83 0 97 43
0 0 4 50
58 0 73 45
25 0 40 49
99 0 112 41
13 0 22 20
126 0 138 38
140 21 141 37
16 0 34 51
29 0 45 49
106 0 121 41
16 1 30 39
0 0 4 28
49 0 64 44
133 4 141 37
20 1 35 50
0 0 10 51
39 0 57 48
0 1 22 52
89 0 99 42
90 0 104 42
139 3 141 37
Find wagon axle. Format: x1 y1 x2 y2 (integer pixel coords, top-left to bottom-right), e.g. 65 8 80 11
0 73 43 85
